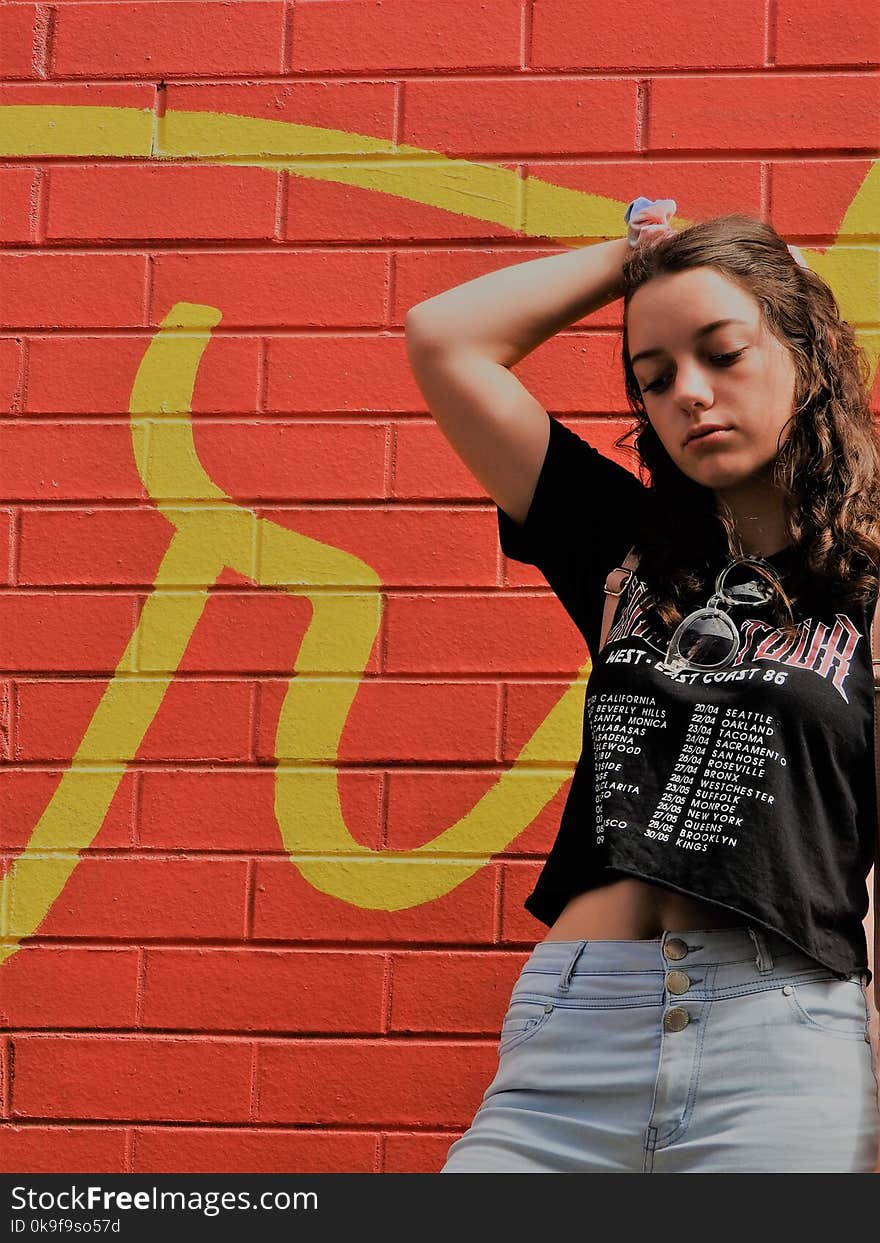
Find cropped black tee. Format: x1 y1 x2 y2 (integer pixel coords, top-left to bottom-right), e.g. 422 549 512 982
497 415 877 982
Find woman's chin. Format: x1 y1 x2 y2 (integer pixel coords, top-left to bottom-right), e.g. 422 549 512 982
680 457 759 489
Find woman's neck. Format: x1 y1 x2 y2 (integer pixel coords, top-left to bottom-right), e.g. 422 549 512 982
713 480 790 560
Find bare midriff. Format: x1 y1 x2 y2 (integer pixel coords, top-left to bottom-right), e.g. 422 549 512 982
540 874 746 942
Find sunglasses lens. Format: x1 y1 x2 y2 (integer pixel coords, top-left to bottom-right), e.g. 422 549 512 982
720 559 776 605
671 608 738 669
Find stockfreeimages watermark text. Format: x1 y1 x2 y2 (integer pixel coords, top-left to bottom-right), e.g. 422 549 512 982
10 1185 317 1219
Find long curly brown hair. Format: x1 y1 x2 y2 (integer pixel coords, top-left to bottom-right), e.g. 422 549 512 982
616 212 880 639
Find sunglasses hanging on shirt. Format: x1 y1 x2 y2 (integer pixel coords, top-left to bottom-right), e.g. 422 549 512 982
658 555 783 675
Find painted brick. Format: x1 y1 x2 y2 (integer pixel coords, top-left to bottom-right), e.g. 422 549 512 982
404 335 634 417
513 339 631 411
500 860 553 943
0 509 11 584
395 414 636 502
871 363 880 414
393 419 504 502
150 249 388 329
0 4 43 79
532 0 764 69
0 166 39 244
0 1126 127 1174
0 947 139 1028
385 593 591 673
0 253 147 329
0 421 148 501
14 679 254 762
133 1127 377 1174
9 856 249 941
385 768 561 857
12 1035 253 1122
52 2 285 78
0 338 24 413
266 335 422 413
389 950 529 1034
285 172 522 244
383 1131 458 1173
403 78 638 157
0 81 157 107
504 679 584 764
289 0 521 73
47 166 279 243
0 768 136 851
0 594 137 674
138 768 382 852
162 80 396 151
775 0 880 67
170 421 386 504
19 508 173 586
25 334 260 415
0 681 9 761
255 506 495 591
138 590 312 674
257 1039 499 1126
650 75 880 151
257 678 500 763
142 948 386 1032
13 679 107 760
521 160 762 242
251 858 499 944
770 160 878 235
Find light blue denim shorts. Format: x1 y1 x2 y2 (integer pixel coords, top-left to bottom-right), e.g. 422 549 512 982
441 925 880 1173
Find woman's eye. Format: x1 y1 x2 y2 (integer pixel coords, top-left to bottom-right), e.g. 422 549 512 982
642 374 669 394
640 350 744 395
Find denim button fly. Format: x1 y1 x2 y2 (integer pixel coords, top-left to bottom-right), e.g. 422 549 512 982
664 938 688 961
666 970 691 995
663 1007 690 1032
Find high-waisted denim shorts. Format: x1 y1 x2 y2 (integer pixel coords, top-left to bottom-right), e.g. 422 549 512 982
441 925 880 1173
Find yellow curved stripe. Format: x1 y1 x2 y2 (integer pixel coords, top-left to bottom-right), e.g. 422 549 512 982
2 104 876 355
0 105 877 961
1 302 586 955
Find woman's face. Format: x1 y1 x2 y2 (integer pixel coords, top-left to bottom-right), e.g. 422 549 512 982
626 266 798 490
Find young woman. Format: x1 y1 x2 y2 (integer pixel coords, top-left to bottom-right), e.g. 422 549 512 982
404 199 880 1173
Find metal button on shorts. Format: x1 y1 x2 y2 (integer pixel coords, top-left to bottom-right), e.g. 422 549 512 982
663 1007 690 1032
664 937 688 961
665 970 691 995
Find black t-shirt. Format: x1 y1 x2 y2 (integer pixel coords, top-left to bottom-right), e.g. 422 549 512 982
497 414 877 982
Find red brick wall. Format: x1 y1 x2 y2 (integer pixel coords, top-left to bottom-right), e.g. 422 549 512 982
1 0 878 1174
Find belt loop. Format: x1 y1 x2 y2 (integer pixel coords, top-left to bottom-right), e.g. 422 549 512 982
747 926 774 974
558 940 589 992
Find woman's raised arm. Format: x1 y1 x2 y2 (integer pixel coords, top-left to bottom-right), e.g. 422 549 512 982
404 237 630 524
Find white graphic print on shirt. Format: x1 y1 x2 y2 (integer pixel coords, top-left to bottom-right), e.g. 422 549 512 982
588 575 865 855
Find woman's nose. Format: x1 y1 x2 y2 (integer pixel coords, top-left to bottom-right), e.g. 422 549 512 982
673 364 713 408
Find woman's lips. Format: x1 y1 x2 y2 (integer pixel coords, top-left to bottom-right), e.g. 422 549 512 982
685 428 732 449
